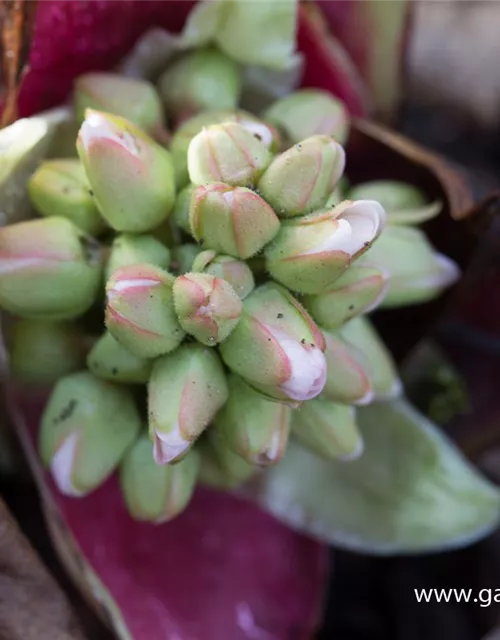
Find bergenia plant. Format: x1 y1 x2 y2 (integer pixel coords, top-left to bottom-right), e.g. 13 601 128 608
0 0 499 637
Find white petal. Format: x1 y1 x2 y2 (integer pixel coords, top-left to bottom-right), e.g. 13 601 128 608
80 113 139 156
153 424 191 465
50 432 85 497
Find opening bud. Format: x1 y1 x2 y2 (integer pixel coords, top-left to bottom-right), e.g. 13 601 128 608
148 345 229 464
77 110 175 233
266 200 386 294
39 371 141 496
105 264 184 358
219 283 327 403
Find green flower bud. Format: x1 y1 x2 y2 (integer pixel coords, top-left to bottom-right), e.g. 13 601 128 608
105 264 184 358
322 330 374 405
148 344 229 464
365 226 460 307
158 48 242 124
257 135 345 217
105 233 171 281
198 433 256 490
339 317 401 399
292 398 363 461
303 264 389 329
77 110 175 232
28 159 106 236
264 89 350 145
219 283 326 403
39 371 141 496
214 375 291 466
348 180 442 225
0 217 102 320
171 243 202 274
172 184 195 235
190 183 280 259
173 272 242 346
188 122 272 188
9 319 86 384
120 434 199 523
74 72 165 139
87 332 153 384
170 109 280 189
192 250 255 299
265 200 385 294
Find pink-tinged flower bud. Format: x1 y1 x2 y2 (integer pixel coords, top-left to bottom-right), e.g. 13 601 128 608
87 332 153 384
190 183 280 259
219 283 326 403
364 226 460 307
292 398 363 461
265 200 386 294
322 330 374 405
172 184 195 235
105 233 171 281
198 432 256 489
105 264 184 358
173 273 242 346
171 243 201 274
264 89 350 145
187 122 272 188
39 371 141 496
339 317 402 400
257 135 345 217
0 217 102 320
28 159 106 236
74 72 166 139
77 110 175 232
193 250 255 299
303 264 389 329
148 344 229 464
158 48 242 124
120 434 199 523
170 109 280 188
214 375 291 466
9 319 86 385
348 180 442 225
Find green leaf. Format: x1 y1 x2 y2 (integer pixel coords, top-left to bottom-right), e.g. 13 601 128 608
246 398 500 554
